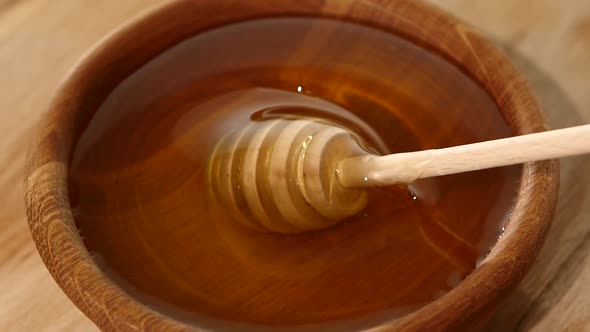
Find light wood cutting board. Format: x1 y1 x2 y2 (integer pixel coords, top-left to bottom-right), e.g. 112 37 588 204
1 0 589 331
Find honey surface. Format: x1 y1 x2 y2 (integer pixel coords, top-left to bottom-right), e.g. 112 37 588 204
70 18 521 330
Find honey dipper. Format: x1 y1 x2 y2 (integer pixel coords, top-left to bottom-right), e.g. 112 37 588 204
209 118 590 233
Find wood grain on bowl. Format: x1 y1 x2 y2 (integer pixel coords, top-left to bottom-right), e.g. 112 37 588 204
23 0 559 331
1 0 588 331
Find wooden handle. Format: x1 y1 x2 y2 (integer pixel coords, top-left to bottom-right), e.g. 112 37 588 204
338 124 590 188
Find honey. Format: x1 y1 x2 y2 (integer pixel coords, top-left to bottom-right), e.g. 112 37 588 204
69 17 521 329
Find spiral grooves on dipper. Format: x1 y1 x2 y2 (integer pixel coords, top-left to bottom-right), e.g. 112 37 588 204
208 117 368 233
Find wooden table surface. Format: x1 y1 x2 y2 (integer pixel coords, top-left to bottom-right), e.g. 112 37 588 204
1 1 588 331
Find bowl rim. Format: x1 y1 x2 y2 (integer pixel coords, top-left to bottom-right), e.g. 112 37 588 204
24 0 559 330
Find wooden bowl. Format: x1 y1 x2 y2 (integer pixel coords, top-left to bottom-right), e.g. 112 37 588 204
24 0 559 331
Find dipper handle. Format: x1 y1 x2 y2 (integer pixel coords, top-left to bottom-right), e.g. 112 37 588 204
338 124 590 187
